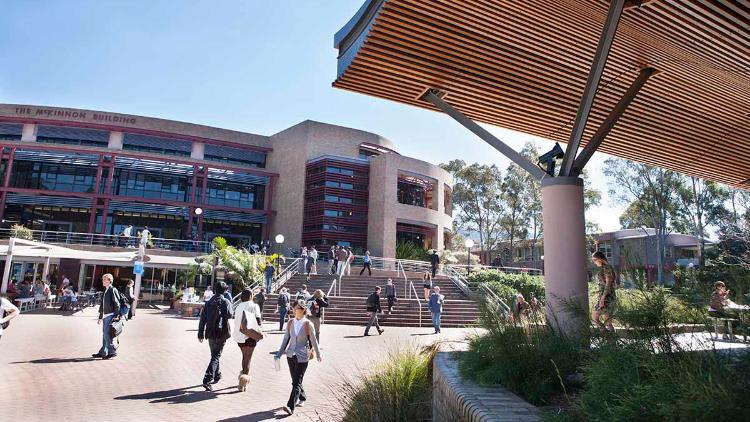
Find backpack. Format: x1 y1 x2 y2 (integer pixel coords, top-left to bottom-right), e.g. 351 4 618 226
113 287 130 307
366 293 376 311
286 319 315 360
205 297 230 340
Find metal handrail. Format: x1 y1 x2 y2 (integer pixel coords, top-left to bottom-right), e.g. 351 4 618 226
443 265 473 297
409 280 422 327
272 258 301 293
397 260 409 299
479 282 512 317
0 227 212 253
326 278 337 298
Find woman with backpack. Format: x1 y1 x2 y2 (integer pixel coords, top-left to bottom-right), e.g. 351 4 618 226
233 288 263 392
276 299 322 416
306 289 329 342
591 251 617 333
0 293 20 341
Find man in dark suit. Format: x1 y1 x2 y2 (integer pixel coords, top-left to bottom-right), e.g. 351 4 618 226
430 251 440 278
198 281 233 391
364 286 384 336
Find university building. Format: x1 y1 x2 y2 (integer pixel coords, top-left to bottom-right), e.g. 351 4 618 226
0 104 453 259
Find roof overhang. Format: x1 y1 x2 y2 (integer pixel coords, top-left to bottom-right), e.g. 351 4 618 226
333 0 750 186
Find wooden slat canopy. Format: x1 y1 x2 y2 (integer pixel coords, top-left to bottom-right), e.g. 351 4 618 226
333 0 750 186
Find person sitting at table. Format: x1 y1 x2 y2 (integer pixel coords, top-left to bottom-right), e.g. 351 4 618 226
60 285 74 311
710 281 749 317
6 280 19 301
19 279 32 299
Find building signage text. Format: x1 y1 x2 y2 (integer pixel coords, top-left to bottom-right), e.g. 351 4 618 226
14 106 137 125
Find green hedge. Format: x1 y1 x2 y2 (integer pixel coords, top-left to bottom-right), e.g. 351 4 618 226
468 270 545 305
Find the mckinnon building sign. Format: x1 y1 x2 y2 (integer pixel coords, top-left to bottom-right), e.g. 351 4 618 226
13 106 137 125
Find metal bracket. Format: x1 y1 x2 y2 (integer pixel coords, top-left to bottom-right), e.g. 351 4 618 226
570 66 657 177
560 0 627 176
421 89 547 181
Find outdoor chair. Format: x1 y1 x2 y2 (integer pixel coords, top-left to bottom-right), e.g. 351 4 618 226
708 308 743 342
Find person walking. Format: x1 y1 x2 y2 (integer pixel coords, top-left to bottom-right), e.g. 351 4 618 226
264 262 275 294
345 247 355 276
122 224 133 247
308 246 318 278
359 251 372 276
428 286 445 334
277 287 291 331
430 250 440 278
276 299 322 416
336 246 348 277
591 251 617 333
92 274 122 359
253 287 267 321
329 246 337 275
364 286 384 336
124 280 136 319
140 226 151 248
0 293 20 341
296 284 311 302
422 272 432 301
198 281 233 391
384 278 397 314
306 289 329 342
233 288 263 391
300 247 308 276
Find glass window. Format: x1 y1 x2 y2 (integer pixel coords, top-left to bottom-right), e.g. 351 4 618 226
10 161 97 193
205 180 265 209
113 170 189 202
358 148 379 160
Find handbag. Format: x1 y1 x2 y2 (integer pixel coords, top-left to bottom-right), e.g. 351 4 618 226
240 310 264 342
109 318 124 338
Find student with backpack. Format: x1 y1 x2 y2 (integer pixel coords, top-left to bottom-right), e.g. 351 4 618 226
364 286 384 336
591 251 617 333
276 287 291 331
198 281 233 391
306 289 329 341
92 274 124 359
276 299 322 416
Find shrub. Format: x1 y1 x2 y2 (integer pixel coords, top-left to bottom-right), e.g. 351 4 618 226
395 241 430 261
459 324 584 406
10 224 33 240
339 344 437 422
469 270 545 302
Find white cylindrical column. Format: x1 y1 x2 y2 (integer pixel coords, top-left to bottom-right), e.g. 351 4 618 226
108 131 124 150
191 142 205 160
1 237 15 293
541 177 588 335
21 123 37 142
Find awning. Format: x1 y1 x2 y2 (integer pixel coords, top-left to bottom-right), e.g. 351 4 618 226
334 0 750 186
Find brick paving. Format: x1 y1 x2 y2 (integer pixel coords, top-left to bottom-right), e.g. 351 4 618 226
0 306 479 422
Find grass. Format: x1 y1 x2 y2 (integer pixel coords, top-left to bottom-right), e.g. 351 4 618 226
337 343 438 422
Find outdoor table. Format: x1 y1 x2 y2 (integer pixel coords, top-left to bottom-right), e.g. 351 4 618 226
178 301 204 317
14 297 35 312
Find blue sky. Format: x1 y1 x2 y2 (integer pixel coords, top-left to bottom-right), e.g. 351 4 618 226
0 0 623 231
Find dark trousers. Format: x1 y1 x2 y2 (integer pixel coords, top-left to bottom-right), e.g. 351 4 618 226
286 356 309 410
431 264 437 278
359 262 372 276
387 296 395 312
365 311 381 334
203 338 226 384
279 307 288 331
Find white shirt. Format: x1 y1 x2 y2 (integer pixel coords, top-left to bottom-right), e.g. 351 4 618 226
122 226 132 237
232 301 262 343
203 290 214 301
309 249 318 260
0 297 20 336
62 277 70 287
292 317 307 337
141 229 150 243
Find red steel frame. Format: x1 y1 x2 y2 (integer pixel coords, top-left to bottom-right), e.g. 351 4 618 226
0 141 277 240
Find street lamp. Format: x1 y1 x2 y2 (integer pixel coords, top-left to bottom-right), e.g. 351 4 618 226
275 234 285 271
194 207 203 216
464 238 475 275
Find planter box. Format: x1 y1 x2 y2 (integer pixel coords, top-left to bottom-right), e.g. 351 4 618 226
433 352 539 422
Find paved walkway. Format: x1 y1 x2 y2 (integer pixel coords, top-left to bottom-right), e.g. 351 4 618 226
0 306 479 421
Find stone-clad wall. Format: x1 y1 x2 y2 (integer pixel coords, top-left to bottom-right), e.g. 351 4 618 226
433 352 539 422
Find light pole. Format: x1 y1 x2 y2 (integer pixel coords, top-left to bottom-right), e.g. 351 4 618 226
464 238 475 275
275 234 285 272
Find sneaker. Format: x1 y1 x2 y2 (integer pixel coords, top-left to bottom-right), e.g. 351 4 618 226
91 353 104 358
212 373 222 384
203 382 213 392
378 329 384 335
296 399 306 407
282 406 293 415
102 353 117 360
364 332 370 336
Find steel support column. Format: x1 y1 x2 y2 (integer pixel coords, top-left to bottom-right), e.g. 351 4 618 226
421 90 547 181
0 147 16 222
570 67 657 176
560 0 627 176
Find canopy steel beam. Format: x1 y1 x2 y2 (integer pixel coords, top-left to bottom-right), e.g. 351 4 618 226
560 0 627 176
570 66 657 177
421 89 547 181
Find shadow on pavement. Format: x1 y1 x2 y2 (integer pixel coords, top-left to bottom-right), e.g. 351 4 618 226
10 357 98 364
115 385 239 404
410 333 437 337
216 409 287 421
343 335 366 338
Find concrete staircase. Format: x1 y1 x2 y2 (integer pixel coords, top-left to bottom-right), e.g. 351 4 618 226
262 270 480 328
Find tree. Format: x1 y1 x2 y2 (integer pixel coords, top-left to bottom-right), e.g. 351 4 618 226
500 161 530 260
675 176 729 265
604 159 682 285
440 161 506 264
